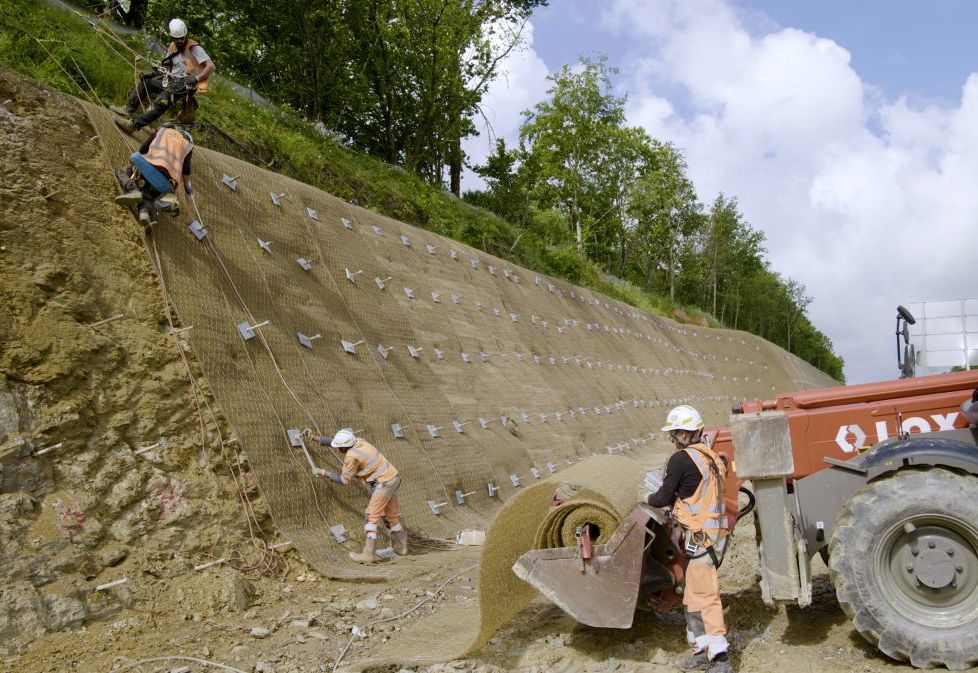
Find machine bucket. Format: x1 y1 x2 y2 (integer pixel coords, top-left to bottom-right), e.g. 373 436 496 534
512 508 651 629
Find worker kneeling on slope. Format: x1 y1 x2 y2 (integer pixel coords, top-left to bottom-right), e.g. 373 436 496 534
643 405 733 673
115 106 196 226
310 428 407 563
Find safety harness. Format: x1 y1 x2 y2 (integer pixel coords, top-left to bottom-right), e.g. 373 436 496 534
674 442 729 567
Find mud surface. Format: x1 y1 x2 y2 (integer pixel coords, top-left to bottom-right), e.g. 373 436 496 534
0 67 955 673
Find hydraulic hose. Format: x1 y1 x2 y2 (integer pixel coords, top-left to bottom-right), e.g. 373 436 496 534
685 486 757 568
736 485 756 522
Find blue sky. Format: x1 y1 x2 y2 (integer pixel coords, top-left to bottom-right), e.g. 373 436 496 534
531 0 978 107
464 0 978 384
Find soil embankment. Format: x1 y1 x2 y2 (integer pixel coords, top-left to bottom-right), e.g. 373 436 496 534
0 68 913 673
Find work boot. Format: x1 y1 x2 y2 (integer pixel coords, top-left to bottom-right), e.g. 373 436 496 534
138 207 152 227
392 529 408 556
706 657 733 673
114 169 137 192
112 113 136 134
109 104 134 116
674 651 710 670
115 189 143 207
349 537 377 564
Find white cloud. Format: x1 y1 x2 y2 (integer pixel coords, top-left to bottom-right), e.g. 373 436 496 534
604 0 978 383
461 20 550 190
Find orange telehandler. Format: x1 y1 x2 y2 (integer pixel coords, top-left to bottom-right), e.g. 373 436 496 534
515 307 978 669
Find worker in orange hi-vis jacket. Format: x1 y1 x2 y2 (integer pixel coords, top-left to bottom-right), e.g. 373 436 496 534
307 428 407 564
644 405 733 673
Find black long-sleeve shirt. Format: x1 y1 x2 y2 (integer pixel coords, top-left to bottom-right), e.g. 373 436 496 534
646 450 702 508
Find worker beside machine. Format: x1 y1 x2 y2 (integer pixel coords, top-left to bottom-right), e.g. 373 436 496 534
114 106 196 226
112 18 214 133
644 405 733 673
307 428 408 564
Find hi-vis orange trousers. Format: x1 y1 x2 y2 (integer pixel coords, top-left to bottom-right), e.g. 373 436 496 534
363 476 401 538
683 532 729 659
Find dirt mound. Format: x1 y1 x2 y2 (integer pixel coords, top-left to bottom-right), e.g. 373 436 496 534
0 67 262 659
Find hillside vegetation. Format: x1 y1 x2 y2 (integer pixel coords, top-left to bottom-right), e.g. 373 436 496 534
0 0 843 380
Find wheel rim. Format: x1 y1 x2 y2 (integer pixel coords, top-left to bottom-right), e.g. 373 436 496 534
876 513 978 627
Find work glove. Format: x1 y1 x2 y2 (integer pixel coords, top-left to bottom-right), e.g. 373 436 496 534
325 471 343 484
644 470 665 493
301 428 313 439
638 470 665 505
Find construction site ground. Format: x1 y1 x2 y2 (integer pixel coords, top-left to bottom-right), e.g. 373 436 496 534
7 527 912 673
0 66 953 673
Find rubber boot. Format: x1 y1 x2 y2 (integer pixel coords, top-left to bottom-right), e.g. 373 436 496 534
138 206 152 227
114 169 137 192
392 529 408 556
674 651 710 671
349 536 377 564
109 104 134 116
115 189 144 207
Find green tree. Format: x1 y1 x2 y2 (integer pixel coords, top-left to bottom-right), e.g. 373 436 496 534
467 138 538 227
625 143 700 302
520 57 628 255
149 0 548 193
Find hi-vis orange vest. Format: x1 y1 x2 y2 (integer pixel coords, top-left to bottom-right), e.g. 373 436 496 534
165 39 211 93
145 128 193 188
674 443 729 536
341 439 398 485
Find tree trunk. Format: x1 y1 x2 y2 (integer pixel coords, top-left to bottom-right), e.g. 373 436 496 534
668 244 675 304
711 276 717 316
573 207 583 254
449 137 462 196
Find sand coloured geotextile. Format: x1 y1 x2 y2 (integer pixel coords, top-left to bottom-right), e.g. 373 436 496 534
349 455 643 668
76 96 835 583
476 455 643 649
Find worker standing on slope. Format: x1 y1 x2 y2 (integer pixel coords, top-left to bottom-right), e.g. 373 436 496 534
308 428 408 564
644 405 733 673
115 106 196 226
112 18 214 133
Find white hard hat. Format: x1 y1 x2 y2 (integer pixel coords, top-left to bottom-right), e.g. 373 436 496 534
168 18 188 38
661 405 704 433
330 428 356 449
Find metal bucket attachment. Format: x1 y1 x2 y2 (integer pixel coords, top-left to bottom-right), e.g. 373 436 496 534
512 507 652 629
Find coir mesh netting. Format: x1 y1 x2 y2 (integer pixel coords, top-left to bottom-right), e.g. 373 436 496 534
82 99 833 587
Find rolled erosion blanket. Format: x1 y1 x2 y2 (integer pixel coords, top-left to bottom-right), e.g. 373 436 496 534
534 488 626 548
472 455 645 651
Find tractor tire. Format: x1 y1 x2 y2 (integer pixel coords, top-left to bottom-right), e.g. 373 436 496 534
829 468 978 670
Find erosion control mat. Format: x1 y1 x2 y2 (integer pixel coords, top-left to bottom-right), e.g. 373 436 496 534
74 94 834 581
350 455 643 668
